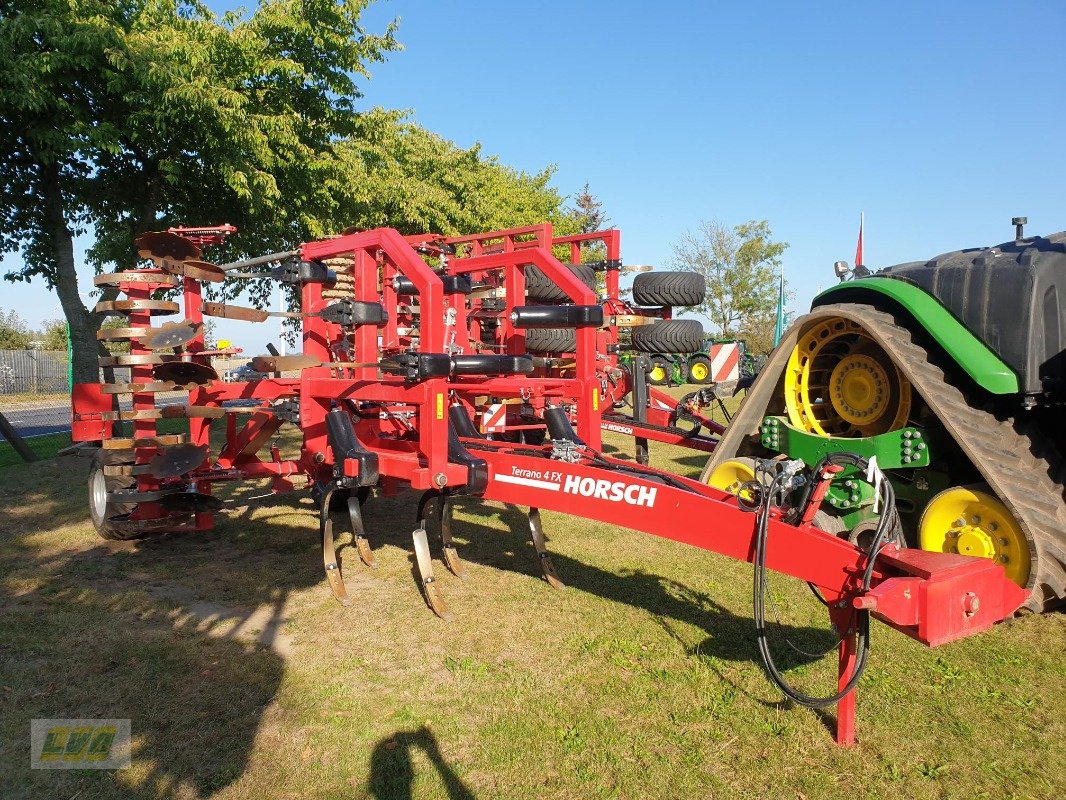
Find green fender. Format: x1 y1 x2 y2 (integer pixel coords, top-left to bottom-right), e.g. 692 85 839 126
813 277 1019 394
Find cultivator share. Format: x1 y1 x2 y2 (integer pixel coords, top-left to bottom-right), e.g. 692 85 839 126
71 222 1037 745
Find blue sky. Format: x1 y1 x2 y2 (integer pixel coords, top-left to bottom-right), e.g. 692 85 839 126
5 0 1065 350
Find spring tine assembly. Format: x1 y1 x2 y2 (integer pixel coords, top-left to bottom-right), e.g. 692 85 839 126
528 507 565 589
438 492 466 579
348 494 376 568
412 514 451 620
320 485 351 606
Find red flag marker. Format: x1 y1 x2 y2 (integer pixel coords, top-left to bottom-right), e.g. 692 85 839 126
855 212 864 267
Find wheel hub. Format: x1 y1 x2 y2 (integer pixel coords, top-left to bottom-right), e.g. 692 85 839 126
829 355 889 424
919 486 1031 586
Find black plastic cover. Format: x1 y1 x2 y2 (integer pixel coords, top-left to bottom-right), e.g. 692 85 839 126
450 355 534 376
544 406 585 445
393 274 473 295
510 305 604 329
874 231 1066 395
446 419 488 494
326 408 379 487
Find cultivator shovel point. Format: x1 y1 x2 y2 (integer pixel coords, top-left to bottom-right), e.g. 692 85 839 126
527 507 565 589
412 523 452 620
70 220 1037 747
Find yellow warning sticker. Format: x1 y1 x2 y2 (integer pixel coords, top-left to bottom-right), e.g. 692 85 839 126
436 393 445 420
592 388 600 412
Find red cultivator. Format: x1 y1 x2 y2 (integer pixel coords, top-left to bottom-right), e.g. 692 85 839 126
72 223 1026 745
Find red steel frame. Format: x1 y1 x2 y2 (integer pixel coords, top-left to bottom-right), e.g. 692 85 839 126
71 223 1028 745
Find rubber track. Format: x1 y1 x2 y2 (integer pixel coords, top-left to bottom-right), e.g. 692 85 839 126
816 303 1066 612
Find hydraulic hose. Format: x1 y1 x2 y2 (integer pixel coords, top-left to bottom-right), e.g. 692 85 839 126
752 454 896 708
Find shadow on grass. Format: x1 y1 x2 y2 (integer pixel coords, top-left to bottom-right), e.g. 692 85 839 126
369 726 475 800
406 500 840 668
1 453 837 797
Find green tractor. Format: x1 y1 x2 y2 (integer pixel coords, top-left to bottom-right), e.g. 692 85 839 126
703 220 1066 612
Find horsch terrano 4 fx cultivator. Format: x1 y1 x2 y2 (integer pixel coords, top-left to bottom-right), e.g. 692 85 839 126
71 223 1027 745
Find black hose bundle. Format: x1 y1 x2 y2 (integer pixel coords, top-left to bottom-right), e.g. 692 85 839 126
752 453 897 708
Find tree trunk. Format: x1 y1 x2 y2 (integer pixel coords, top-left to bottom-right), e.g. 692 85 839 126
42 162 103 385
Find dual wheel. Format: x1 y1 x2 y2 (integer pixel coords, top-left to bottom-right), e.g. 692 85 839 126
646 354 712 386
708 315 1033 590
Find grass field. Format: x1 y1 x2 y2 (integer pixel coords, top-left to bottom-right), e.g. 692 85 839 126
0 409 1063 799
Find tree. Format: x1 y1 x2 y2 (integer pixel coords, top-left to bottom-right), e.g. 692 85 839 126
671 220 789 354
0 309 32 349
567 183 610 235
0 0 399 383
37 319 69 351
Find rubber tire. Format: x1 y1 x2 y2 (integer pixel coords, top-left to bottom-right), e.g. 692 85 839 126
687 355 713 384
525 263 596 303
525 328 577 354
647 356 671 386
88 450 139 541
632 271 706 307
631 319 705 354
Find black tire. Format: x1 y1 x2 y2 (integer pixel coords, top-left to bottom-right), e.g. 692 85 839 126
632 271 705 307
525 263 597 303
631 319 705 354
524 328 577 354
647 356 671 385
88 450 139 540
687 355 713 384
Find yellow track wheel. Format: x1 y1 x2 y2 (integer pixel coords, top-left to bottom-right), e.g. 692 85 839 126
707 458 758 503
919 485 1031 587
784 317 912 437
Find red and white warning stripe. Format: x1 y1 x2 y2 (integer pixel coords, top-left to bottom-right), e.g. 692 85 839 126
709 342 741 383
481 403 508 433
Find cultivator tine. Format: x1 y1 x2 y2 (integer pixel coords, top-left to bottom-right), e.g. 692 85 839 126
320 486 351 606
412 526 451 620
347 494 376 568
415 490 465 579
528 508 565 589
439 493 466 579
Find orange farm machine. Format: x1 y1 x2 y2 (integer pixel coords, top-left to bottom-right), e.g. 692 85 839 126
71 223 1028 746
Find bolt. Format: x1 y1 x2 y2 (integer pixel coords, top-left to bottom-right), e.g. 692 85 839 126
903 430 912 439
313 452 325 464
971 515 981 526
988 522 999 532
963 592 981 616
953 518 966 528
997 554 1009 564
998 536 1009 546
434 472 448 488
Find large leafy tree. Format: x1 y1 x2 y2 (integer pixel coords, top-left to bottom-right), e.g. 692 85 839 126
671 219 789 354
0 0 399 382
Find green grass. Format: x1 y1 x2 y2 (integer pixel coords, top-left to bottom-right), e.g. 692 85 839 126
0 406 1063 799
0 431 73 466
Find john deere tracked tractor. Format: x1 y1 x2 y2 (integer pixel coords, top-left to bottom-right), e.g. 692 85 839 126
704 220 1066 612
